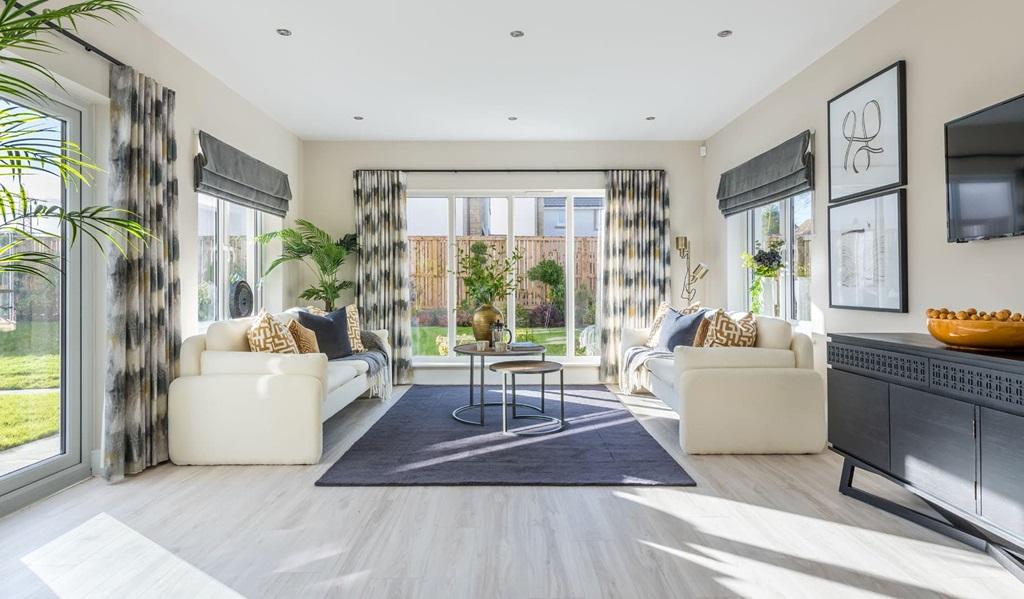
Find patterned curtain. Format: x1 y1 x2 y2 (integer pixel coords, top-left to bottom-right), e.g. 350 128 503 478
598 170 670 383
103 65 180 481
353 170 412 384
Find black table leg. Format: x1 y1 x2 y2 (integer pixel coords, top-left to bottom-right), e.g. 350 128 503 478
479 355 485 425
468 355 474 406
512 374 517 418
560 370 565 423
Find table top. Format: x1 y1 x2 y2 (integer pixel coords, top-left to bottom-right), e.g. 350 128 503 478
488 359 563 374
452 343 546 357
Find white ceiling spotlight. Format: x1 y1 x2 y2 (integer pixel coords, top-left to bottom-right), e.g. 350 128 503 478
510 30 525 38
275 28 292 36
717 29 733 38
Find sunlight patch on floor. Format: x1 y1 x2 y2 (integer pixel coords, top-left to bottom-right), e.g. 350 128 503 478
21 512 242 598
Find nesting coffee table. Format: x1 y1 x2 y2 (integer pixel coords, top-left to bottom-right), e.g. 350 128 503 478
451 343 565 434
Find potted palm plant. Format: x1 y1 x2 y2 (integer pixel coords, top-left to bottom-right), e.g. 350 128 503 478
0 1 148 284
257 219 358 311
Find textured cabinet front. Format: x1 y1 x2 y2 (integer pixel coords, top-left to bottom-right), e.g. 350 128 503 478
828 369 890 470
979 408 1024 540
889 385 976 512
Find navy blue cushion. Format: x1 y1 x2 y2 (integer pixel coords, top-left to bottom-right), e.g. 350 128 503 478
655 308 708 352
297 309 352 360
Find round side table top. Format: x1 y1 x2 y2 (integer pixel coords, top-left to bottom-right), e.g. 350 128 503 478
488 359 564 375
452 343 546 357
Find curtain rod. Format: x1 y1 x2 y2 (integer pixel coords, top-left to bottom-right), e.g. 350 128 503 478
15 2 126 67
395 169 664 174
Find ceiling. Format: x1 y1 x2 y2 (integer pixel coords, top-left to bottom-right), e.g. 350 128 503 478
132 0 898 141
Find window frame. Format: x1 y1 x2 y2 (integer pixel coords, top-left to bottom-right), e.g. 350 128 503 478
196 194 266 328
742 191 814 323
407 188 605 364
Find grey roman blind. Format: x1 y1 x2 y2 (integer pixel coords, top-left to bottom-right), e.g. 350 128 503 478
716 130 813 217
194 131 292 217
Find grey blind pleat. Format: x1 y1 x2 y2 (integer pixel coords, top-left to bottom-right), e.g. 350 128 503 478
194 131 292 217
716 130 814 217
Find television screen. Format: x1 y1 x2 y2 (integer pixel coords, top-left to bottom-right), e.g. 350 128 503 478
945 93 1024 242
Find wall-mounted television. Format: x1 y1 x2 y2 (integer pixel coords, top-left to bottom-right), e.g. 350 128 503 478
945 92 1024 242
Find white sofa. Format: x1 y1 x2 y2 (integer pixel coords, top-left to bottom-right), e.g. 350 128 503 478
168 310 391 465
621 315 825 455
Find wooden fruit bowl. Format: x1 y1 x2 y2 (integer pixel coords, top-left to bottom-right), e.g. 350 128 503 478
927 318 1024 350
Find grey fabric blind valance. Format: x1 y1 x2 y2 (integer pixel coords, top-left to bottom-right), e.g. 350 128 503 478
716 130 814 217
194 131 292 217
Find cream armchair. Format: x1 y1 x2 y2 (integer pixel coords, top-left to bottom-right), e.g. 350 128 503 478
621 315 825 455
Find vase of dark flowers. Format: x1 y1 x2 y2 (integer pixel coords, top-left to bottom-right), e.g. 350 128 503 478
741 238 785 316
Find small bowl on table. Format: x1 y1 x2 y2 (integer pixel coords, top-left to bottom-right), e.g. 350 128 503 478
927 318 1024 350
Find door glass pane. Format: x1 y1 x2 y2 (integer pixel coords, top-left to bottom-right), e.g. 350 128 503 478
514 196 566 356
455 197 508 348
223 201 258 316
0 103 65 477
408 197 449 356
750 201 784 317
791 192 813 322
197 194 218 324
573 196 604 356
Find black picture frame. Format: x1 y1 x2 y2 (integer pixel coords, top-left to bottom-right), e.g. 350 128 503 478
827 60 907 203
827 189 908 313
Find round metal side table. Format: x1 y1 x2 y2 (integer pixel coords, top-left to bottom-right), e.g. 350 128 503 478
451 343 546 426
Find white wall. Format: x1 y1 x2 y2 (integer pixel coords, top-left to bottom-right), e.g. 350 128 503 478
24 13 304 452
701 0 1024 367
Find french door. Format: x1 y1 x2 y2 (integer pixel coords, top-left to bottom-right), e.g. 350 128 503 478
0 95 84 499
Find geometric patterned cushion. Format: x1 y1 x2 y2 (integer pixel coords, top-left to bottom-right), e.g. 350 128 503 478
645 301 701 348
700 310 757 348
246 310 299 354
344 304 366 353
303 305 328 316
287 318 320 354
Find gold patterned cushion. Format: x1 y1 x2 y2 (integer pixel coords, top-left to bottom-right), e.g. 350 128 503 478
701 310 757 348
344 304 366 353
246 311 299 354
288 319 320 354
303 305 328 316
645 301 701 348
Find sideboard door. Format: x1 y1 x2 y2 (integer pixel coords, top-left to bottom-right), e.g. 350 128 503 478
827 369 890 470
979 407 1024 541
890 385 976 512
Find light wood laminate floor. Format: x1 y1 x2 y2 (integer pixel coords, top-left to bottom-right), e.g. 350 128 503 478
1 386 1021 598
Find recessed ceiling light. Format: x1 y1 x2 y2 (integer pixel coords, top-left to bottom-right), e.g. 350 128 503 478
507 116 518 121
645 116 656 121
353 115 364 121
510 30 525 38
276 28 292 37
717 29 733 38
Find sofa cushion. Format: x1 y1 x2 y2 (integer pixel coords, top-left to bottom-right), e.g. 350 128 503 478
675 346 796 371
201 351 327 379
754 316 793 350
702 310 757 347
646 357 676 388
288 319 320 354
655 308 708 352
325 361 360 391
645 301 701 348
298 309 353 360
206 317 255 351
344 304 367 353
247 311 300 354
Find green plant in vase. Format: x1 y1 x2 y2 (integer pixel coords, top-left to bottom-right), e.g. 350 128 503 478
741 238 785 316
453 241 521 341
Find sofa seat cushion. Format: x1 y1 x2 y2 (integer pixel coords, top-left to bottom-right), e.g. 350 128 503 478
325 361 360 391
675 346 796 371
646 357 677 389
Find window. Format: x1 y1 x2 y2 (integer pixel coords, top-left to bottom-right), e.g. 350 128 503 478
197 194 276 326
0 96 84 493
407 191 605 359
741 191 813 321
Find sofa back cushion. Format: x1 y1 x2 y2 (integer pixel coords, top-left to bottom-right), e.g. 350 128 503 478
297 309 353 360
206 317 255 351
753 316 793 349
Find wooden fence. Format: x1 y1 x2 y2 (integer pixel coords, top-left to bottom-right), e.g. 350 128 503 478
409 235 599 311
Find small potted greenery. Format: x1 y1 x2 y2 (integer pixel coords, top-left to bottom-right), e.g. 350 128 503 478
741 238 785 316
453 241 522 341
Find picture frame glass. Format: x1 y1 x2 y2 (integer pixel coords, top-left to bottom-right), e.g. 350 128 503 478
828 64 904 201
829 191 904 311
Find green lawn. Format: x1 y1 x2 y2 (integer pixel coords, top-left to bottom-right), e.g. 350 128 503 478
0 354 60 390
0 390 60 451
413 325 569 356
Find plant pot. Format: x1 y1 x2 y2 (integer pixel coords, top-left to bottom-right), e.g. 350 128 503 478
472 304 501 341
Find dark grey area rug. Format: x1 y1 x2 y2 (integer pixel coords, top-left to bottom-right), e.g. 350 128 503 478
316 384 695 487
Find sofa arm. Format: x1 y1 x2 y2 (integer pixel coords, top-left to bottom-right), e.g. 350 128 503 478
673 346 795 371
620 327 650 355
180 334 206 377
169 374 323 465
791 332 814 369
364 329 392 360
200 351 327 383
